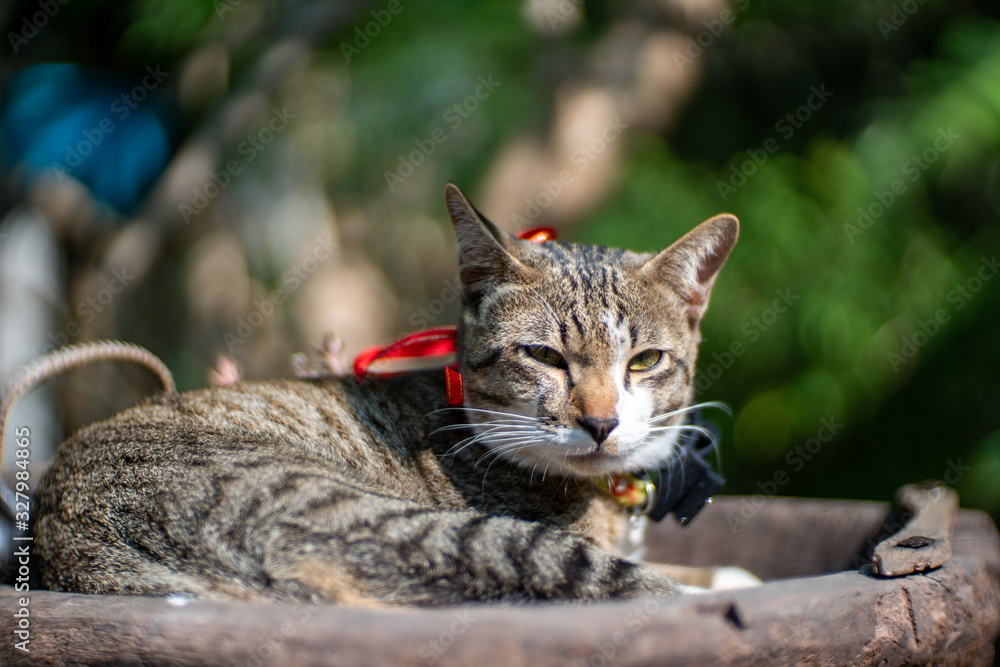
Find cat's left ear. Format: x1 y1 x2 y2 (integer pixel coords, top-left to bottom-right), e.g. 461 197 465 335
444 183 538 306
640 214 739 326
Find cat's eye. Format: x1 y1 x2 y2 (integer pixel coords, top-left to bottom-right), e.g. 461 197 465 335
525 345 567 369
628 349 662 372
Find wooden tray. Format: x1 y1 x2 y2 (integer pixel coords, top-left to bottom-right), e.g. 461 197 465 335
2 494 998 666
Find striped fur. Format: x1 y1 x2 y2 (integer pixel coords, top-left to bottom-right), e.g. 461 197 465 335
33 185 737 605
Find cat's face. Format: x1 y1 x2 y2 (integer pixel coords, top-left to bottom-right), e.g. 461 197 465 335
445 185 738 479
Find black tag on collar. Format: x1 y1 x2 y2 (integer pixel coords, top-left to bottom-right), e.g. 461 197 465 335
643 412 725 524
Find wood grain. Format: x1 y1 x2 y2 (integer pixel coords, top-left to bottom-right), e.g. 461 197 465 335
2 495 997 667
872 483 959 577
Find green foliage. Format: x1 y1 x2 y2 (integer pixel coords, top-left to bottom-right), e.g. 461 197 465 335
119 0 217 62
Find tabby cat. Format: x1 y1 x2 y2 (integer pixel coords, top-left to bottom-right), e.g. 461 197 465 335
32 184 740 605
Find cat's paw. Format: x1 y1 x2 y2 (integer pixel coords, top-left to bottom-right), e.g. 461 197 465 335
678 584 711 595
710 566 762 591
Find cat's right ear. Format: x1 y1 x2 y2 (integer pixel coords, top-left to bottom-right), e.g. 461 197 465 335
641 213 739 327
445 183 538 306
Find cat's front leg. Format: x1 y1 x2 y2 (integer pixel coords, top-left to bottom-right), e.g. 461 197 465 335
254 482 684 605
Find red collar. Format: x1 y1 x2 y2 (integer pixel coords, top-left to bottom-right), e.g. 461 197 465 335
353 325 465 405
353 227 556 406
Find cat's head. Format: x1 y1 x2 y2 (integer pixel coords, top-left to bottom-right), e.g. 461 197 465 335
445 184 737 479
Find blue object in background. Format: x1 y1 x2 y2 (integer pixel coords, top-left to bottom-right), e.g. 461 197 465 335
0 63 176 214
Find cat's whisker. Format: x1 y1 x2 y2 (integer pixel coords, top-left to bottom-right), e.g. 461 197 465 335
677 446 690 490
481 440 543 473
475 437 542 466
462 413 538 424
522 443 548 483
652 449 680 503
524 441 560 484
428 407 539 422
486 427 546 443
653 419 724 469
432 422 537 436
651 401 733 420
473 434 537 461
647 401 731 424
442 426 536 458
647 424 715 436
438 417 544 458
431 419 534 433
448 432 531 458
647 424 719 448
445 425 513 445
477 437 547 492
477 434 548 465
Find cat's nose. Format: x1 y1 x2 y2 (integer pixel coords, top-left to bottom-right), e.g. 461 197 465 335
579 417 619 445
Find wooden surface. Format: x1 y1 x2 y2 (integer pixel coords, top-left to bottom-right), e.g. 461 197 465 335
873 483 959 577
646 494 1000 580
2 495 998 667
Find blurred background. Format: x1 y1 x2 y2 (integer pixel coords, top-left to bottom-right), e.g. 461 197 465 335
0 0 998 530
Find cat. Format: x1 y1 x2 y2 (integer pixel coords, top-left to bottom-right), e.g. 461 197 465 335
28 183 741 605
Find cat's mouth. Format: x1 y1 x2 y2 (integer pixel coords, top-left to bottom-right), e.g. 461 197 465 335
563 448 632 474
568 449 624 462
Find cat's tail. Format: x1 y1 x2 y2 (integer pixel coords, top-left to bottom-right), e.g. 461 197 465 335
0 340 175 519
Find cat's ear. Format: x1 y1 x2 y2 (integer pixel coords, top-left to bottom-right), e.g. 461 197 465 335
641 214 739 326
445 183 537 305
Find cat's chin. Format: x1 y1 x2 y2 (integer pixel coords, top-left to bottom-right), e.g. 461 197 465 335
553 432 681 478
563 450 632 476
504 448 638 479
483 430 678 479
